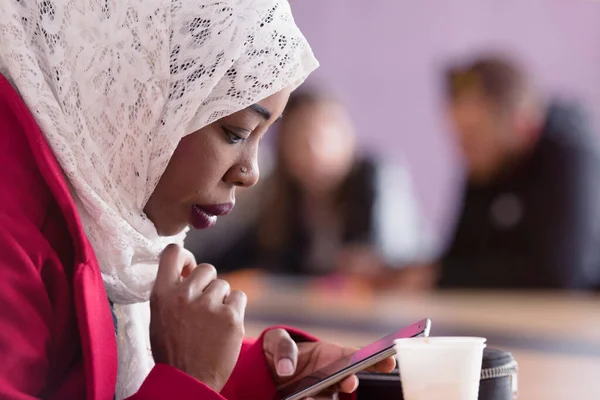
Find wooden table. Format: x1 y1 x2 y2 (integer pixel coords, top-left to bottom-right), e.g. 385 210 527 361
229 272 600 399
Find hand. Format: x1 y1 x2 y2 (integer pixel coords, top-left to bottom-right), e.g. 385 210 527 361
263 329 396 397
150 244 247 392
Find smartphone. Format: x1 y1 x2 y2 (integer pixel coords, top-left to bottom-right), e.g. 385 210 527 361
278 318 431 400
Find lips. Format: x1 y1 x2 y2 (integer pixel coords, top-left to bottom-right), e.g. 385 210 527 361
189 203 234 230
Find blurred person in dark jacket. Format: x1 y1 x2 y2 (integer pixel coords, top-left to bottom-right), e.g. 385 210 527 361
437 55 600 290
186 90 437 282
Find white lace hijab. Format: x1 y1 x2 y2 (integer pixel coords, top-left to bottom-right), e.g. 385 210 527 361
0 0 317 397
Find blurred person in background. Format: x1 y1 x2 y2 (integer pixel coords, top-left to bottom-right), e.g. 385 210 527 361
186 89 437 284
435 54 600 290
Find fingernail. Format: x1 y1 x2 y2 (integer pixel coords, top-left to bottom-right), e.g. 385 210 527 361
276 358 294 376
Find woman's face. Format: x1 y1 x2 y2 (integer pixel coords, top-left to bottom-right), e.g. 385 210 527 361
145 89 290 236
448 89 517 184
280 101 356 196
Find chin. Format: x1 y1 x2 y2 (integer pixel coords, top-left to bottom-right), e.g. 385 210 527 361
154 221 188 237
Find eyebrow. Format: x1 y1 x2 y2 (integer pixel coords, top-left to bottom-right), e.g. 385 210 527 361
249 103 273 121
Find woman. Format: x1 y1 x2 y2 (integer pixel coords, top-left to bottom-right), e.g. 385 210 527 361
0 1 393 399
189 90 435 282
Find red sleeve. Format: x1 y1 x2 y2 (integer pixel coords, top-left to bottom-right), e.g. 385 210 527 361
220 334 281 400
0 223 54 400
129 364 226 400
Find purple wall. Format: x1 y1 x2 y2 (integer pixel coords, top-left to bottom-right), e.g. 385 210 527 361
291 0 600 234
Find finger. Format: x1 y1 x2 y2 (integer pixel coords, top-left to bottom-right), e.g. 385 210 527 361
265 328 298 377
180 249 198 279
316 374 357 396
179 263 218 300
154 244 195 294
224 290 247 319
337 375 359 393
202 279 231 304
364 356 396 373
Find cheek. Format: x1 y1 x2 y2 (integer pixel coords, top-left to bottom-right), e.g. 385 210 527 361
163 135 229 196
463 134 493 161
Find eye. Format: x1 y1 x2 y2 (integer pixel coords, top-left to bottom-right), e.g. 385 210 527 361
222 127 248 144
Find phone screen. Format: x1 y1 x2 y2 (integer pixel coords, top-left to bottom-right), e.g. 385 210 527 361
278 318 431 400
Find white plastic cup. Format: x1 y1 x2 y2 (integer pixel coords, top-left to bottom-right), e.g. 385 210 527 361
394 337 487 400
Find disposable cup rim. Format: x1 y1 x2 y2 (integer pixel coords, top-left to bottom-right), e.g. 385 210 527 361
394 336 487 349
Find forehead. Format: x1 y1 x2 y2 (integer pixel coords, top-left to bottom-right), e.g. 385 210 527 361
286 100 351 128
451 90 497 120
452 87 488 108
255 89 291 121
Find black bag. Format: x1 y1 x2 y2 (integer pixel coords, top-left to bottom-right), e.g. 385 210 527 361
356 348 518 399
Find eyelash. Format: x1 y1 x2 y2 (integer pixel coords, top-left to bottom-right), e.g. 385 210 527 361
223 127 247 145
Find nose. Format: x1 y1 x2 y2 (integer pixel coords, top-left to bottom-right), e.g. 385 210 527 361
224 158 260 188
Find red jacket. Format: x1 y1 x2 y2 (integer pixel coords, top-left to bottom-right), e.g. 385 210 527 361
0 75 317 400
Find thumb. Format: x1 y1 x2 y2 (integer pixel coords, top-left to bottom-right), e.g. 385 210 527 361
264 328 298 377
153 245 196 295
